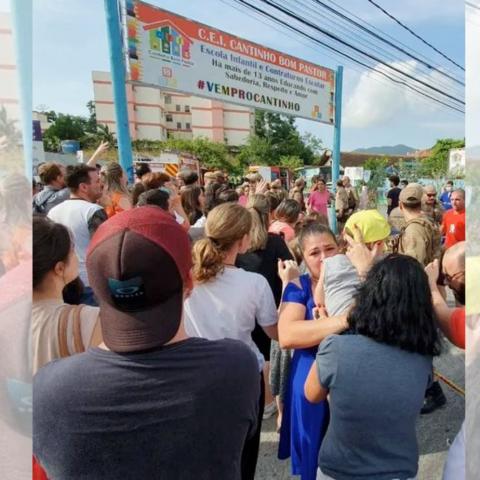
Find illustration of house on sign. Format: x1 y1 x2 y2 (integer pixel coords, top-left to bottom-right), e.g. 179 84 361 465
143 19 193 60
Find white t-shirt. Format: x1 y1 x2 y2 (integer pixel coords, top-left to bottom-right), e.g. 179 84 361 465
184 267 277 371
48 199 103 286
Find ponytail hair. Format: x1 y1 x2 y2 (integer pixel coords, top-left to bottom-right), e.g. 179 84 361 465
192 203 252 283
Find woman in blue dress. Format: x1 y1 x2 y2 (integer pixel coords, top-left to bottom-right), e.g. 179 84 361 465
277 221 349 480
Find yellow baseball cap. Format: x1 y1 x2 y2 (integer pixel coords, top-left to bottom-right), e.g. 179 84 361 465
344 210 391 243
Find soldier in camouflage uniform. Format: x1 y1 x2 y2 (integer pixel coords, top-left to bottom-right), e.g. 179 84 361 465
422 184 444 225
395 184 442 267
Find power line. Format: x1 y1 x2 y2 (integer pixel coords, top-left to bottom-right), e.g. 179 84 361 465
288 0 464 97
220 0 463 115
257 0 464 107
325 0 461 80
366 0 465 71
232 0 465 114
304 0 464 86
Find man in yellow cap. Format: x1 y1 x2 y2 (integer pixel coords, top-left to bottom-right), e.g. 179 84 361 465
396 183 441 266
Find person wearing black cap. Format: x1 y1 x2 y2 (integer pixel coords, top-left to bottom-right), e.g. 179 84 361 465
33 206 260 480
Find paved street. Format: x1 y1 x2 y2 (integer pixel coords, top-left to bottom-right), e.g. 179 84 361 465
256 340 465 480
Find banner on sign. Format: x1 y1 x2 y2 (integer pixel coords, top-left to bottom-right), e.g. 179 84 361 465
124 0 335 124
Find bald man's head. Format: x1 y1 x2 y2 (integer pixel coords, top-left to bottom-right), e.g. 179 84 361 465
443 241 465 305
443 241 465 272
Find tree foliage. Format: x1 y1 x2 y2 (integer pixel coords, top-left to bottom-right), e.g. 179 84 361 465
419 138 465 179
133 137 232 172
244 111 321 166
364 156 389 190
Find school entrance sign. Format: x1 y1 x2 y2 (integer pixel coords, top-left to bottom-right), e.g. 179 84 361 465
104 0 343 231
125 0 335 124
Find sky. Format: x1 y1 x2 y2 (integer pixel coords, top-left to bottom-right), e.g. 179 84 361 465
29 0 465 151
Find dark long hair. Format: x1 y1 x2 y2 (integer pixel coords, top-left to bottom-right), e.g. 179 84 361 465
348 254 441 356
33 216 72 289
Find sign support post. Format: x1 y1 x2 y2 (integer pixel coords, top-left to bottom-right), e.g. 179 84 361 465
11 0 32 180
331 65 343 234
104 0 134 182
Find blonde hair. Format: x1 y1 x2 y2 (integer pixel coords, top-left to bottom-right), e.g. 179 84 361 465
101 162 129 195
192 203 252 283
246 194 270 251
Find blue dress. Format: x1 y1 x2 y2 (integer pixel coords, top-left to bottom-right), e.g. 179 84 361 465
278 274 329 480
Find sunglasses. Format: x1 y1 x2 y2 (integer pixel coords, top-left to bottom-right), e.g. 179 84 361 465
426 193 436 197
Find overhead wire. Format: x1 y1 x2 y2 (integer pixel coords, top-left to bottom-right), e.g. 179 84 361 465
219 0 462 113
230 0 464 114
256 0 464 107
324 0 463 81
304 0 463 86
365 0 465 71
286 0 464 97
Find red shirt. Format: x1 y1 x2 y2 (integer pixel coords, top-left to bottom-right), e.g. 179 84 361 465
449 307 465 349
442 209 465 248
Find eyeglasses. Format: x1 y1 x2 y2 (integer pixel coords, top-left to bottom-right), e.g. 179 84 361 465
426 193 436 197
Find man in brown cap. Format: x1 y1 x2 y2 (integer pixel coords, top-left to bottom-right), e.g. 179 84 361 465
422 184 444 225
33 207 260 480
396 183 441 266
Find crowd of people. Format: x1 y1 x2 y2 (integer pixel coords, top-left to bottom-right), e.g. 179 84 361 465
31 157 466 480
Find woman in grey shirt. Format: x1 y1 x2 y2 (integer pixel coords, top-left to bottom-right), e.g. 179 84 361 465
305 254 442 480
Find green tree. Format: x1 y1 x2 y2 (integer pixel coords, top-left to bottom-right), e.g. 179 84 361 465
364 156 389 190
86 100 97 133
419 138 465 178
252 111 319 164
279 155 303 170
237 136 274 166
43 113 88 151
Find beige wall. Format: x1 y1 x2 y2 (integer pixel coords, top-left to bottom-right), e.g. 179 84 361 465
92 71 253 145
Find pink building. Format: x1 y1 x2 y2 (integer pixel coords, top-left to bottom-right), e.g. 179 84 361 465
92 71 254 145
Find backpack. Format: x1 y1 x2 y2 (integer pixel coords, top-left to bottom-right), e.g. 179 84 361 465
390 217 441 265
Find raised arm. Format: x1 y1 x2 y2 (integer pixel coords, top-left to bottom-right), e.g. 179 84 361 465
86 141 109 167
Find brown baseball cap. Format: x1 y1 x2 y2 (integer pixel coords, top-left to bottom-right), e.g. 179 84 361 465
399 183 424 207
86 206 192 352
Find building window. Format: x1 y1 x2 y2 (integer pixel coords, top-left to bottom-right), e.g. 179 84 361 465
185 105 190 113
176 104 181 112
177 122 182 130
166 114 173 122
186 122 191 130
165 95 172 104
